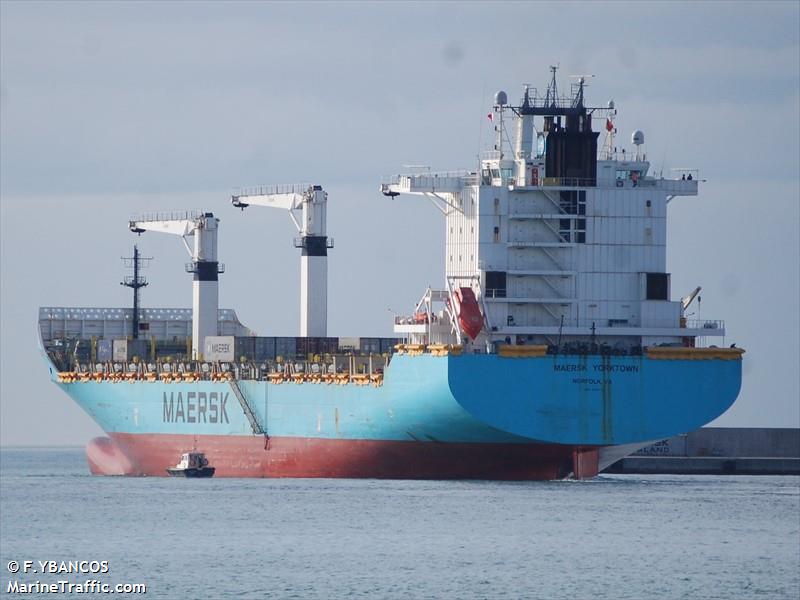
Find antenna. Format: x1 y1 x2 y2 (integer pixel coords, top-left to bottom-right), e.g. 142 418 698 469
120 245 151 339
601 99 617 160
545 65 559 107
569 74 594 108
493 90 508 159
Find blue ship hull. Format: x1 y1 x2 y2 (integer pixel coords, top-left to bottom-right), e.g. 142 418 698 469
48 351 743 479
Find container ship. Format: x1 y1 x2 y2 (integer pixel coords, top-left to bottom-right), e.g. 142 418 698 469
39 69 744 479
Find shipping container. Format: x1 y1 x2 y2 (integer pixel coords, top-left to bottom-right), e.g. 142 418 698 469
129 339 149 360
234 336 255 361
296 337 328 358
254 337 276 361
307 337 327 357
360 337 381 354
275 337 296 359
320 337 339 355
156 343 186 355
156 338 188 359
112 339 128 362
380 338 400 354
338 337 360 351
97 339 112 362
204 336 235 362
74 340 91 363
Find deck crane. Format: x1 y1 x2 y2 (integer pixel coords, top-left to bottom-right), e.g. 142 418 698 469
129 211 223 359
682 286 702 310
231 184 332 337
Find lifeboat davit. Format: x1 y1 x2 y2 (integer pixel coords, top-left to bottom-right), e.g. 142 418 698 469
455 287 484 340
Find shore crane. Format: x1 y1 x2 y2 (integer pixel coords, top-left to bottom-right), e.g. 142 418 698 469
231 184 332 337
129 210 223 359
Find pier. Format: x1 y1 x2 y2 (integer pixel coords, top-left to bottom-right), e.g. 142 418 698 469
606 428 800 475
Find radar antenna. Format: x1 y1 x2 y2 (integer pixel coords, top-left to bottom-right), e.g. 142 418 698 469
492 90 509 159
120 245 151 339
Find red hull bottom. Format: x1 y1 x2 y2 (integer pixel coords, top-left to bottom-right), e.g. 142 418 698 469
87 434 598 480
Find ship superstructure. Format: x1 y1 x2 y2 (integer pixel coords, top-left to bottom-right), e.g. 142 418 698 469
383 69 719 353
38 70 743 480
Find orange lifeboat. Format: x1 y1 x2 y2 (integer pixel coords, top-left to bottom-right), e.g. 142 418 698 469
455 287 484 340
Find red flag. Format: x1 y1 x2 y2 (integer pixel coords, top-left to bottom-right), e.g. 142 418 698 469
487 113 494 121
606 118 613 132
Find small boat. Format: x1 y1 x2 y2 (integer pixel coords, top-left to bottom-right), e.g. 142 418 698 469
166 452 215 478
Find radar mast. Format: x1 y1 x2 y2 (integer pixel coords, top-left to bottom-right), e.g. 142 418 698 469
120 245 151 339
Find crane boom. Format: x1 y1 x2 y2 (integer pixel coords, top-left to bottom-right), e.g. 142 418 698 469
129 219 195 237
129 210 223 359
682 286 702 310
232 192 303 212
232 184 332 337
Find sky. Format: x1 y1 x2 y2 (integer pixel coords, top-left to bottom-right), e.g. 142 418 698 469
1 1 798 446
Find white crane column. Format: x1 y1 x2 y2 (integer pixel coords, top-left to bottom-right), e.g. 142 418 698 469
232 184 331 337
298 238 328 337
296 186 328 337
130 211 223 359
190 215 220 359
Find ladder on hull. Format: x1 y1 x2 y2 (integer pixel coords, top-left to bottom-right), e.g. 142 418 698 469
228 379 269 446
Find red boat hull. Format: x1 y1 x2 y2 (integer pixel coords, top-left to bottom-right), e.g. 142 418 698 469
87 434 596 480
456 287 484 340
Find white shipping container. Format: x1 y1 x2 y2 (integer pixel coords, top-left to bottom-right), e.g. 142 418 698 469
338 337 360 351
205 336 235 362
112 339 128 362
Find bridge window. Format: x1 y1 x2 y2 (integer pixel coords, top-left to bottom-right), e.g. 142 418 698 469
576 218 586 243
486 271 507 298
559 218 571 242
559 190 586 215
560 218 586 244
646 273 669 300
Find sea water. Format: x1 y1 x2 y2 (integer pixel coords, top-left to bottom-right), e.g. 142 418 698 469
0 447 797 599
